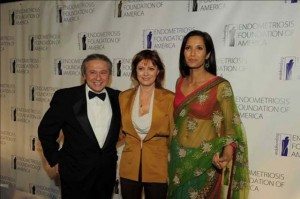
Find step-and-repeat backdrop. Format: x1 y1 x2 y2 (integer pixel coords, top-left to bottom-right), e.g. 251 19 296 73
1 1 299 199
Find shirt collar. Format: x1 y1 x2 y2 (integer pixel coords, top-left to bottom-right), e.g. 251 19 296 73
85 84 107 100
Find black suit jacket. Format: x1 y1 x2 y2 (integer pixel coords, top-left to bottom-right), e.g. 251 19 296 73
38 84 121 183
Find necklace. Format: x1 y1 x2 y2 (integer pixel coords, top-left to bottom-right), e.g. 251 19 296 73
139 92 152 112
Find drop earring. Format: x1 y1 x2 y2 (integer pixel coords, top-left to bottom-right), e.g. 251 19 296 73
205 60 209 68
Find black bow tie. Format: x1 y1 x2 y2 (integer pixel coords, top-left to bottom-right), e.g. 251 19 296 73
88 91 106 101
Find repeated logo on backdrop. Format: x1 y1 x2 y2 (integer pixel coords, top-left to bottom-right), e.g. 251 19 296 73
279 56 299 80
114 0 164 18
53 58 83 76
235 96 290 119
28 34 60 51
223 20 295 47
188 0 226 12
217 57 248 76
9 7 40 26
56 1 95 23
29 183 61 198
0 36 15 51
0 130 16 146
275 133 300 158
29 136 38 151
0 83 15 98
112 58 132 78
11 106 42 123
284 0 298 3
11 155 41 173
28 85 59 103
250 170 285 192
1 1 299 198
143 27 194 50
78 31 121 51
9 58 39 74
0 175 16 188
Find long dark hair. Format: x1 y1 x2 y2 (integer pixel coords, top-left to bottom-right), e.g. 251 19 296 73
131 49 165 88
179 30 217 77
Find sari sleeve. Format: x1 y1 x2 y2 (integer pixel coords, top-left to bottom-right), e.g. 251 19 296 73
217 81 239 138
217 81 250 198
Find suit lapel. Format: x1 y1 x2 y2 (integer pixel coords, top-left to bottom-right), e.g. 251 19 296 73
73 85 99 147
102 88 115 149
144 89 165 141
102 87 121 149
123 87 140 139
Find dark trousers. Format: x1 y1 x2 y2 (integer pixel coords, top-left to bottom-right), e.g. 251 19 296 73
60 166 116 199
60 177 114 199
120 177 167 199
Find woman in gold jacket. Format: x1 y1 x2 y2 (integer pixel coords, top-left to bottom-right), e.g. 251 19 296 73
119 49 174 199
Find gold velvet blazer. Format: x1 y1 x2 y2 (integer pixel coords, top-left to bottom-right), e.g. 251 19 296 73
119 87 174 183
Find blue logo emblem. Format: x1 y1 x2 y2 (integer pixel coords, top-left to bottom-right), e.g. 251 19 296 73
279 56 298 80
281 136 290 156
275 133 300 158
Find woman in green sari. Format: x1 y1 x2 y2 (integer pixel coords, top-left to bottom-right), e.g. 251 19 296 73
168 30 250 199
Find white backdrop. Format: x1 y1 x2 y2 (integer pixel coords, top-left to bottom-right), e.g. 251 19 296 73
1 1 299 199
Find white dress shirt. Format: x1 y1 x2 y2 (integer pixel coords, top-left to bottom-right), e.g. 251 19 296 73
131 86 154 141
86 85 112 148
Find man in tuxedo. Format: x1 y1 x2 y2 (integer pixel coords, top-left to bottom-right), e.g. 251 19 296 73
38 54 121 199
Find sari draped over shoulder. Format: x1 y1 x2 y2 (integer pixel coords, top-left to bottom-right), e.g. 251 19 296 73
168 76 250 199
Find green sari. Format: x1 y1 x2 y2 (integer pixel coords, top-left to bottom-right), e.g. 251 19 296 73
168 77 249 199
